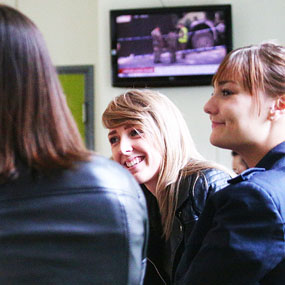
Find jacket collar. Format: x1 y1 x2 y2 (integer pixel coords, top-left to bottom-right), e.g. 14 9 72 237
176 175 195 211
141 175 195 212
256 141 285 170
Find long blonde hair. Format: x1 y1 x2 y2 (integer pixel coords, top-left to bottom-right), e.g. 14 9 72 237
102 89 227 238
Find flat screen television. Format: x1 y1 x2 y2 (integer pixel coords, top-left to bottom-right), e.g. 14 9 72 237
110 5 232 87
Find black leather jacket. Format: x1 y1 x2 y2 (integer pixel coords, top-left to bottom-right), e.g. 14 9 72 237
169 168 231 282
0 156 148 284
142 168 231 284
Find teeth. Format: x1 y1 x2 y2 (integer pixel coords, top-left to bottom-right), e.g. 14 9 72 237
126 157 141 167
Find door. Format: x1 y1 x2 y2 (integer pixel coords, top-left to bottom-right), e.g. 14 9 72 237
57 65 94 150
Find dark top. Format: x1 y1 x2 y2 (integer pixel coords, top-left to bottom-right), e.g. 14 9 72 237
0 156 148 284
175 142 285 284
142 185 170 285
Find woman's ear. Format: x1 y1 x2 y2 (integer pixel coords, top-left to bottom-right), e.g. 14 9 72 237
268 95 285 121
276 94 285 110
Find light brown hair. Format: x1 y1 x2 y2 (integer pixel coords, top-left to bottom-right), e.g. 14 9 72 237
213 42 285 109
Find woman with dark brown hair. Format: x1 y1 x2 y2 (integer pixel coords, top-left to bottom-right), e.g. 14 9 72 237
0 4 148 284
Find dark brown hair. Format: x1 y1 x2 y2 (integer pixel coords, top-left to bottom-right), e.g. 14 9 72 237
0 5 91 181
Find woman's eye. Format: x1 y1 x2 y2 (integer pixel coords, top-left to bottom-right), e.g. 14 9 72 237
109 137 119 145
130 129 143 137
221 89 233 96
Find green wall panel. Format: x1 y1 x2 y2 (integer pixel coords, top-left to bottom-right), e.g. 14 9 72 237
58 73 85 140
57 65 94 150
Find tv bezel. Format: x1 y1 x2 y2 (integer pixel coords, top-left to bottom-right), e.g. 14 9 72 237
110 5 232 88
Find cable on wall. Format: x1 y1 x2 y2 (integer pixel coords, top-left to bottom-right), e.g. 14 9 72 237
158 0 166 7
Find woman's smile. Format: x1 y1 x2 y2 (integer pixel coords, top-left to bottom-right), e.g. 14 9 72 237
125 156 144 168
108 124 162 192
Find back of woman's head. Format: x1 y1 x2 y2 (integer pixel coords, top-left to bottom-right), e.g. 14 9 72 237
213 42 285 101
103 89 203 187
0 5 90 181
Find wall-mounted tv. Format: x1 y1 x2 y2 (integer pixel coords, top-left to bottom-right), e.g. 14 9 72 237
110 5 232 87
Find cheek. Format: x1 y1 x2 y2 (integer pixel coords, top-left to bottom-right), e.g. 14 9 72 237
152 150 163 170
111 147 120 162
223 108 245 130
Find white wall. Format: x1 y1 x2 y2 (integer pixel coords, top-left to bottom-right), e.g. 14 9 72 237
96 0 285 168
0 0 15 7
6 0 285 168
17 0 97 66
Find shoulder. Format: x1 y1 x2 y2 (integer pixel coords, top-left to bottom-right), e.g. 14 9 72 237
6 155 146 205
20 155 144 203
77 155 131 185
216 167 285 213
225 167 282 198
195 168 232 194
228 167 285 190
206 173 285 241
72 155 143 197
181 168 231 215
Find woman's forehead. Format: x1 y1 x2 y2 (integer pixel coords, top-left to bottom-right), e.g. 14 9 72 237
214 67 243 86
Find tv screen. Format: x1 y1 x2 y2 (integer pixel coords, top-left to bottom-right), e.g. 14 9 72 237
110 5 232 87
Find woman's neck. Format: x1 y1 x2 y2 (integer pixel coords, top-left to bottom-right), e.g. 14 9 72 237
144 182 157 196
238 140 285 168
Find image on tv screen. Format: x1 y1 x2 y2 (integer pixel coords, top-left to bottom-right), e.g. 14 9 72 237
113 9 230 79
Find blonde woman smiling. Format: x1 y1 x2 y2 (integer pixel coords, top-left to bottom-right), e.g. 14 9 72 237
102 89 232 284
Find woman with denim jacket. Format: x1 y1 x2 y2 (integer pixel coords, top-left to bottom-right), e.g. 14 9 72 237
102 89 233 284
175 42 285 284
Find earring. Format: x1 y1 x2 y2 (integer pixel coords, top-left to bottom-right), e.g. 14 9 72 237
277 97 285 109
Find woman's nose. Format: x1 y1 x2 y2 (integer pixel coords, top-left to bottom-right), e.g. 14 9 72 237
204 95 217 115
119 138 133 155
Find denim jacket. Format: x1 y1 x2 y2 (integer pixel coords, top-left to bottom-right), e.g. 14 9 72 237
175 142 285 284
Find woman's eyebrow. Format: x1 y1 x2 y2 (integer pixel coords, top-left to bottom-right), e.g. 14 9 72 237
218 80 236 86
108 130 117 136
124 124 134 130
